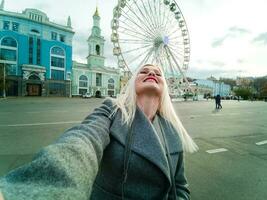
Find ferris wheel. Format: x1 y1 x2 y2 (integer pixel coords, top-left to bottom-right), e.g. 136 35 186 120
111 0 191 86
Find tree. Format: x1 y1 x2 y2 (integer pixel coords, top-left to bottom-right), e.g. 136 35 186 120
233 87 252 100
260 82 267 98
219 78 236 90
252 77 267 99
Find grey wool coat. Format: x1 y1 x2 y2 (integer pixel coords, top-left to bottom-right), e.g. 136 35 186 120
0 99 190 200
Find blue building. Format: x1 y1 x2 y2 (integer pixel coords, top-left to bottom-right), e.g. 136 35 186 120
194 79 231 97
0 0 74 96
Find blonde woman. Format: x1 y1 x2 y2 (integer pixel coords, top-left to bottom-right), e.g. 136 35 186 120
0 64 197 200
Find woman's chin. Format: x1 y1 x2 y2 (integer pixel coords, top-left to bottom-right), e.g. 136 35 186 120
136 86 162 97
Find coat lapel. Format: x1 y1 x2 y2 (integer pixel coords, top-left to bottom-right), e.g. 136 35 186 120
157 115 183 153
110 107 172 184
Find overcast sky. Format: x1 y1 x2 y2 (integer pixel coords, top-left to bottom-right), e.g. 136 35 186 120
4 0 267 79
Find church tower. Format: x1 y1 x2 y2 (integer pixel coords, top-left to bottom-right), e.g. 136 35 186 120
87 7 105 68
0 0 5 10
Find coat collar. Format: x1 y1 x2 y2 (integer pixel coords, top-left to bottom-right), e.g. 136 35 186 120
110 107 182 184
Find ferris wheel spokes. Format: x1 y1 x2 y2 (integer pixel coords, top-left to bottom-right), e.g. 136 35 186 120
119 12 155 41
124 0 158 37
130 0 158 35
127 45 154 67
119 23 154 42
138 0 159 31
136 46 156 70
164 45 191 89
120 43 153 55
119 38 151 44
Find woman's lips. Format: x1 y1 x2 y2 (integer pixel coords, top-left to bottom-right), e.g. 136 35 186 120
144 77 158 83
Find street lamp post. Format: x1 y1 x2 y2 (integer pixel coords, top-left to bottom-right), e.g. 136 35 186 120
2 63 6 98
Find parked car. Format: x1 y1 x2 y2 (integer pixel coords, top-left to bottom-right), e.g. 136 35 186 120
82 93 92 98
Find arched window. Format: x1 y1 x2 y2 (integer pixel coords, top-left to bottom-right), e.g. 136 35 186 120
51 47 65 56
108 78 115 96
30 29 40 34
0 37 18 75
96 45 100 55
79 75 88 88
79 75 88 95
50 46 65 80
1 37 17 47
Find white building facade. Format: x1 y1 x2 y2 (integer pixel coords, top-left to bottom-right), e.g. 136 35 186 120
71 8 120 97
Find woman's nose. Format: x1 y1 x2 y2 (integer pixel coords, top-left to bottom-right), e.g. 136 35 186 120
148 71 155 76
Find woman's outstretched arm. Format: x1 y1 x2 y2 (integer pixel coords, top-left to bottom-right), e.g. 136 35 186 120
0 99 115 200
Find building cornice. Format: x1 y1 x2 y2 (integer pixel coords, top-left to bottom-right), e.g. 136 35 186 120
0 9 74 33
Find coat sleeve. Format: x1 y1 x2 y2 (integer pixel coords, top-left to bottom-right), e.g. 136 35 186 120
174 152 191 200
0 99 115 200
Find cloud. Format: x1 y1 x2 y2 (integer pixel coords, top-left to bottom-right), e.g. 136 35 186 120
195 60 226 67
253 32 267 45
237 59 245 64
72 31 88 63
32 2 51 11
208 61 226 67
211 26 250 48
211 35 229 48
229 26 250 34
187 67 246 79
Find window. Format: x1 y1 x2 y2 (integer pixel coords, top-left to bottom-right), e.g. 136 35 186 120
37 38 41 65
51 57 64 68
0 37 17 61
29 37 33 64
59 34 65 42
50 47 65 68
96 73 102 86
12 22 19 32
51 70 64 80
0 49 16 61
1 37 17 47
31 29 40 34
50 46 65 80
5 64 17 75
79 75 88 88
0 37 18 75
3 21 10 30
51 47 65 56
51 32 57 40
49 82 65 95
96 45 100 55
108 78 115 89
108 78 115 96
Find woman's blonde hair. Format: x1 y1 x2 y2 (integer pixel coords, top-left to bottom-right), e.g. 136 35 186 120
113 64 198 153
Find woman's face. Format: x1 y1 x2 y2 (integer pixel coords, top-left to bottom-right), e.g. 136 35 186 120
135 64 164 97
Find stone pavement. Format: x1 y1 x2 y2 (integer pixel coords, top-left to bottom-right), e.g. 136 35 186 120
0 97 267 199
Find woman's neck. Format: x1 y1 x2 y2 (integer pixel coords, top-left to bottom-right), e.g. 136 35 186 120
137 95 160 121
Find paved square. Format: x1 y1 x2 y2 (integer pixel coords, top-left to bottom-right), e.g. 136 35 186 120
0 98 267 200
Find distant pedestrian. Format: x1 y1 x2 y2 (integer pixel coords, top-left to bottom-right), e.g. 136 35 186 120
215 94 222 109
